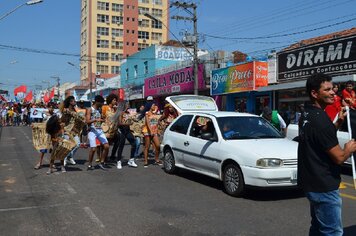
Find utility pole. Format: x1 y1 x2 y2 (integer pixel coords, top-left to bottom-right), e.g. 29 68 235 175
171 2 199 95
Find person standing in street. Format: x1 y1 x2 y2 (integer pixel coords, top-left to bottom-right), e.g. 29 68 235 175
261 106 287 136
86 95 109 170
298 73 356 236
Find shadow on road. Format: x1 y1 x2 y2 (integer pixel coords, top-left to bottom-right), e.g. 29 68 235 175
173 168 304 201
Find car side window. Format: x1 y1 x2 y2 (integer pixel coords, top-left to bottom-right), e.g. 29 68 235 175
169 115 193 134
190 116 217 140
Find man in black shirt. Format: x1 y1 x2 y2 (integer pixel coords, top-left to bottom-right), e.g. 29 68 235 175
298 73 356 236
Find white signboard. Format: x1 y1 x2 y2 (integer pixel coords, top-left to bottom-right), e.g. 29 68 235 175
155 46 193 61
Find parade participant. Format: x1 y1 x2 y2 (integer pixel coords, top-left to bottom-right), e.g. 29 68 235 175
158 103 178 126
325 83 343 121
341 80 356 109
86 95 109 170
7 107 14 126
261 106 287 135
1 105 7 126
142 102 161 168
46 114 66 174
76 100 88 147
115 101 138 169
298 73 356 236
34 103 54 170
61 96 79 166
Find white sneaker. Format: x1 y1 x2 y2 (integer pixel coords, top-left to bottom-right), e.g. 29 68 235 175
128 159 138 168
117 161 122 169
64 158 67 167
68 158 76 165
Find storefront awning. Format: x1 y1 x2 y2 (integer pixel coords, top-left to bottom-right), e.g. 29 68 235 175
257 74 356 92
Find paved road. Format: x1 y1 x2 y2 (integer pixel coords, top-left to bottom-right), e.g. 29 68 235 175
1 126 356 236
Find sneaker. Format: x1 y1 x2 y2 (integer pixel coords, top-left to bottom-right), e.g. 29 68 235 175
154 160 163 166
61 166 66 173
117 161 122 169
98 163 108 171
144 163 148 168
64 159 67 167
95 158 100 163
68 158 76 165
87 165 94 171
128 159 138 168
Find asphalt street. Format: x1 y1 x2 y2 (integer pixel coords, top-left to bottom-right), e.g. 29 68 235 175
1 126 356 236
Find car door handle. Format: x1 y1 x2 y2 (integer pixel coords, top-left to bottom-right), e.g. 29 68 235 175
184 141 189 146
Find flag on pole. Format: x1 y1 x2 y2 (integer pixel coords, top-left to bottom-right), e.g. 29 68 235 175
49 88 55 100
43 93 50 103
346 106 356 190
24 91 33 102
14 85 27 96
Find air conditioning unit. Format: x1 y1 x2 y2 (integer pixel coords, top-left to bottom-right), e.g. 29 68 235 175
106 20 110 24
143 39 147 43
96 72 101 76
97 34 101 38
96 59 100 64
138 18 142 22
112 35 115 39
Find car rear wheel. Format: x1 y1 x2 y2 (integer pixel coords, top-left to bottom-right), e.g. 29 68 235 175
163 150 176 174
223 164 245 197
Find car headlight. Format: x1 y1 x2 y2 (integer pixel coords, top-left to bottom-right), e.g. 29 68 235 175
256 158 284 167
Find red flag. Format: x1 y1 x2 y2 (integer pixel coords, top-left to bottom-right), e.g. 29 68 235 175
43 93 50 103
49 88 55 99
24 91 33 102
0 94 7 102
14 85 27 96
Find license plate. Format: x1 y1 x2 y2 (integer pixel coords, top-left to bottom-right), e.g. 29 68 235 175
291 170 297 180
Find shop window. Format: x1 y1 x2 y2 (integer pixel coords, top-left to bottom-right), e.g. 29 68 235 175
234 97 247 113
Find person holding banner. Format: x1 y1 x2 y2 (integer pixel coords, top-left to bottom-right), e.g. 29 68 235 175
298 73 356 236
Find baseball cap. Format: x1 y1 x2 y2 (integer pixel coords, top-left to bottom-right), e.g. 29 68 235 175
146 96 153 101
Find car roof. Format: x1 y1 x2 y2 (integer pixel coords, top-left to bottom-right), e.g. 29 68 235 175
180 111 259 118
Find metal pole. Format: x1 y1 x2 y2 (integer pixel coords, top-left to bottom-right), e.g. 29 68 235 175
193 5 198 95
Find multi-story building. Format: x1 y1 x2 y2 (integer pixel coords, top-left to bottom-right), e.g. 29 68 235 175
80 0 169 83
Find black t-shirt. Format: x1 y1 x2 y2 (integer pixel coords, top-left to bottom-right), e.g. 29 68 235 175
297 104 340 192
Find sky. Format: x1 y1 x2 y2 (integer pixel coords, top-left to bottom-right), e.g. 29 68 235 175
0 0 356 98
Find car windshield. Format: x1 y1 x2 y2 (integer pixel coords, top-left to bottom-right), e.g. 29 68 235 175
217 116 283 140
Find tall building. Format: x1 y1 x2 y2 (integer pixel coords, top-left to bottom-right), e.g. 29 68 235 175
80 0 169 83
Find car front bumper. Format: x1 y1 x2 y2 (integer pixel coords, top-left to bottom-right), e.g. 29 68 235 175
241 165 298 187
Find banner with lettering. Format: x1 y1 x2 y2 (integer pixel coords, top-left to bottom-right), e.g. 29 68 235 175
277 34 356 82
210 61 268 96
144 64 205 97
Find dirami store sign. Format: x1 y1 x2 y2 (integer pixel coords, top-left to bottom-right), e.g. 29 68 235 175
278 34 356 81
211 61 268 96
144 64 204 96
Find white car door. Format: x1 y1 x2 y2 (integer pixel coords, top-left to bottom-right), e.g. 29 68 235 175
183 115 221 175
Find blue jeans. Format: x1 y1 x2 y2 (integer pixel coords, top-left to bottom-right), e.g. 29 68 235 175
306 190 343 236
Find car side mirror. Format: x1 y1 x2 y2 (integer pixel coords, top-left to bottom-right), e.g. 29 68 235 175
201 132 217 141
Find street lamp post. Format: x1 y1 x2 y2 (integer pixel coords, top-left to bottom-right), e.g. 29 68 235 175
0 0 43 22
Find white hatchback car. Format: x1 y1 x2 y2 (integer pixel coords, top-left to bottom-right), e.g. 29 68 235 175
161 95 298 197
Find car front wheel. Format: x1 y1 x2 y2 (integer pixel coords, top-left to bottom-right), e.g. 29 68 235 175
223 164 245 197
163 149 176 174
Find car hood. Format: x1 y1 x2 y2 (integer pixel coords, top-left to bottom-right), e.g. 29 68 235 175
224 138 298 160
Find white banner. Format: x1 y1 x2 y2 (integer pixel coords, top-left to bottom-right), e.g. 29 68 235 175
346 106 356 189
30 108 60 119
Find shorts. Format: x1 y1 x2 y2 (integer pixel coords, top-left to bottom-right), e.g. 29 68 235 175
88 128 108 148
40 149 47 153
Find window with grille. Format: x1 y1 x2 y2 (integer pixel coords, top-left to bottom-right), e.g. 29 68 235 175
152 8 162 18
112 28 123 37
151 20 162 29
97 40 109 48
97 65 109 74
112 16 123 24
138 31 149 39
112 3 123 12
111 66 121 74
111 53 123 62
97 27 109 36
138 7 149 15
138 19 149 27
97 52 109 61
152 32 162 41
97 1 109 10
97 14 109 23
111 41 123 49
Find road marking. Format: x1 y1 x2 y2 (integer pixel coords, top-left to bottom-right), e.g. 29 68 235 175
83 207 105 228
0 203 75 212
339 183 347 189
340 193 356 200
342 182 356 189
65 183 77 194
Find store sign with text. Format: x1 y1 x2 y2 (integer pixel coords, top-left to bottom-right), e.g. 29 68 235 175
211 61 268 96
277 35 356 81
144 64 204 97
155 46 193 61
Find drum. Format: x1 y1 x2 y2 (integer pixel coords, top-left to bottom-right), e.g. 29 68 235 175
61 110 86 136
32 123 52 151
51 137 77 161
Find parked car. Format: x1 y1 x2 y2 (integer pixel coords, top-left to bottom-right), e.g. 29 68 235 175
287 123 352 165
160 95 298 197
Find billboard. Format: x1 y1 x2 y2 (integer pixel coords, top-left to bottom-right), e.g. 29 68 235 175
155 46 193 61
277 34 356 82
211 61 268 96
144 64 204 97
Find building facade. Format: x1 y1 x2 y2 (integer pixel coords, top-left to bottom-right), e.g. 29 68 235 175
80 0 169 84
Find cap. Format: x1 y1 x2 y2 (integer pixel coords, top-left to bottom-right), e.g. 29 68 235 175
146 96 153 101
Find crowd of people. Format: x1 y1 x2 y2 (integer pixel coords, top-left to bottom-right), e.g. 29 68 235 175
27 94 179 174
